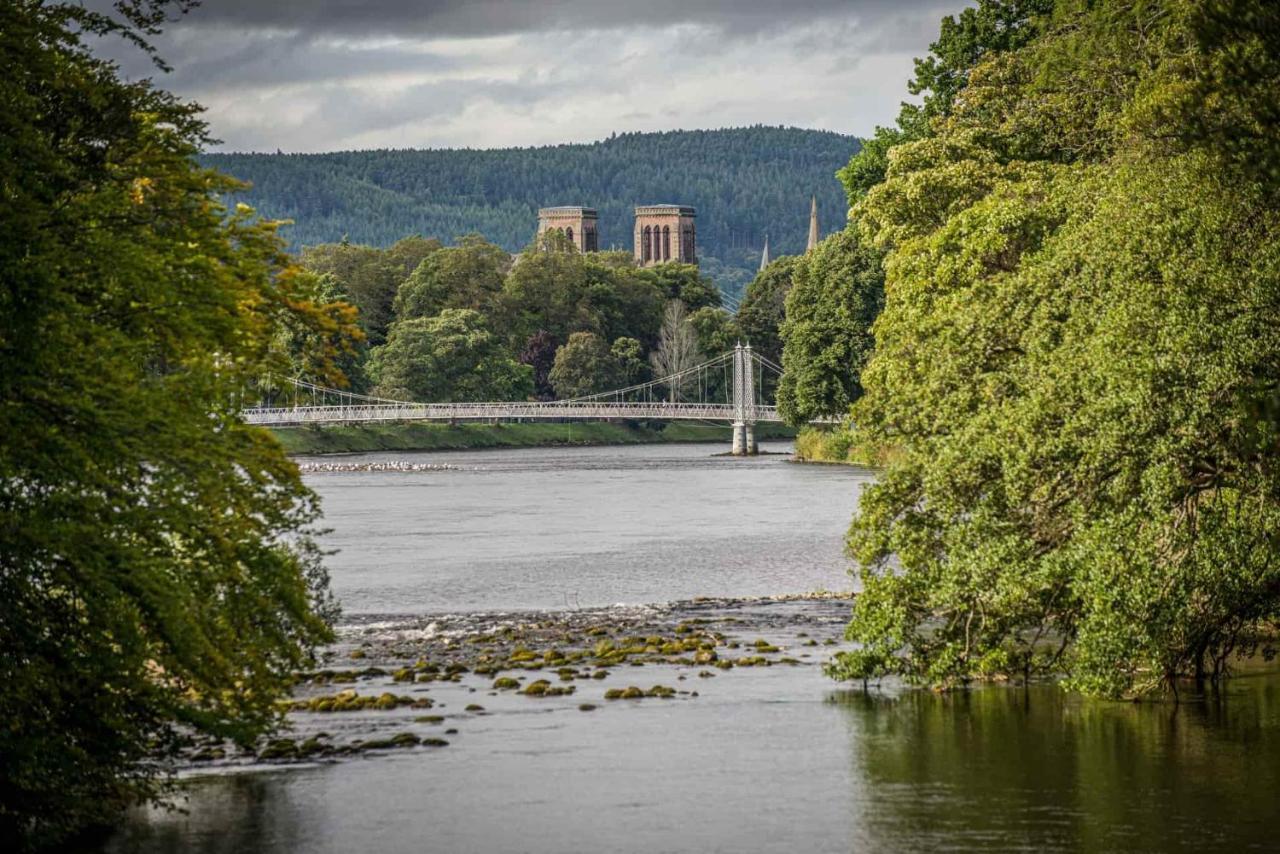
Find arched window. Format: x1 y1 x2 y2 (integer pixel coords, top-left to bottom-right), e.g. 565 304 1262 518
566 226 574 246
586 227 597 252
652 227 661 263
642 226 652 262
683 226 695 261
662 226 671 261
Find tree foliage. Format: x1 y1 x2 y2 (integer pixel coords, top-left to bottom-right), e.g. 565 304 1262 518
367 309 531 402
0 1 360 845
737 256 798 371
776 229 883 425
649 302 705 402
833 0 1280 697
549 332 619 399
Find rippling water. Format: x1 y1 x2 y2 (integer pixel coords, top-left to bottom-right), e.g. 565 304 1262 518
303 441 866 614
105 442 1280 853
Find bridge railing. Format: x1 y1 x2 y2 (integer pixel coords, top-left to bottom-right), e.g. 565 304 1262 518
243 400 784 427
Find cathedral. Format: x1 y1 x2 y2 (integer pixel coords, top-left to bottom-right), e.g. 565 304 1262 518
537 204 696 267
536 196 819 269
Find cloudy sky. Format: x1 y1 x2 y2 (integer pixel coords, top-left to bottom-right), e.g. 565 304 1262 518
100 0 969 153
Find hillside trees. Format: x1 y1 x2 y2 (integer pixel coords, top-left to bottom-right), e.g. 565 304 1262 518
0 1 361 844
832 0 1280 697
202 126 860 300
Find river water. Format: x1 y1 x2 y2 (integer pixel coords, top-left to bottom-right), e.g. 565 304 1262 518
106 443 1280 853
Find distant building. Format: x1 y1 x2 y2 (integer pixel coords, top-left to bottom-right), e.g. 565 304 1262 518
759 234 770 271
634 204 696 267
537 206 598 253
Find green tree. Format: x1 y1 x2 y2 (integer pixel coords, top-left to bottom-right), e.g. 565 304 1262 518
394 235 508 320
611 336 651 385
833 0 1280 697
641 263 722 312
367 309 532 402
299 235 441 343
837 0 1052 203
736 255 798 368
776 229 883 425
688 307 740 359
549 332 619 399
0 2 360 844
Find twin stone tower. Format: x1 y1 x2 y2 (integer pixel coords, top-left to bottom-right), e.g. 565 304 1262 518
536 204 697 266
536 198 820 268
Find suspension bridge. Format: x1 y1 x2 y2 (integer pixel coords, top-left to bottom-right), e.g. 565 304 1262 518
244 343 802 455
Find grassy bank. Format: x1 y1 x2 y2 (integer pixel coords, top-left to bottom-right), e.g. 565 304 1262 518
793 426 898 467
272 420 796 455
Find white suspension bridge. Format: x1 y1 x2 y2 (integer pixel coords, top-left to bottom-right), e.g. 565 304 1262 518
245 343 802 455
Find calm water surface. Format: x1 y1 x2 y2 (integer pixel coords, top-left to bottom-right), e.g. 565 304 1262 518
107 443 1280 853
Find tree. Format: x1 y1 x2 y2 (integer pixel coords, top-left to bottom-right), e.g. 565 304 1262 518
776 229 883 425
299 235 441 343
519 330 558 400
649 302 705 402
641 263 722 312
549 332 619 399
0 1 360 844
367 309 532 402
688 306 740 358
837 0 1052 203
611 336 651 385
833 0 1280 697
394 235 508 321
737 255 798 369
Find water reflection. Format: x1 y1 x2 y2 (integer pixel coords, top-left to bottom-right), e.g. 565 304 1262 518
834 675 1280 852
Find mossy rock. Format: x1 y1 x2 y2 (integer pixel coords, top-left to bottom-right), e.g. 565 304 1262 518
693 650 718 664
492 677 521 690
592 670 609 680
374 692 400 709
645 685 676 698
578 703 598 712
392 668 416 683
348 649 367 660
465 704 485 712
415 715 445 724
697 670 716 678
258 739 297 760
509 648 537 662
523 679 551 696
714 660 734 670
422 738 450 747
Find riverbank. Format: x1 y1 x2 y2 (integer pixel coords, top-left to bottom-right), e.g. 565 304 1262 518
793 425 897 467
271 420 795 455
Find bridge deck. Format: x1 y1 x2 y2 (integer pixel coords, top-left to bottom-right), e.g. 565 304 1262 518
244 401 783 427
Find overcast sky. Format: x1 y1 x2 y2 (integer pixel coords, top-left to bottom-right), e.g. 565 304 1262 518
99 0 969 153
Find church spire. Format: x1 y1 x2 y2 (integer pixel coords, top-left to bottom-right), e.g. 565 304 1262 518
807 195 819 252
759 234 770 271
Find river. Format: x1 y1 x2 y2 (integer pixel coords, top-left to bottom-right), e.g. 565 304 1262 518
105 442 1280 853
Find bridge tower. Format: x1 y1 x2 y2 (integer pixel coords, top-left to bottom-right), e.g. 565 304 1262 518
731 342 758 456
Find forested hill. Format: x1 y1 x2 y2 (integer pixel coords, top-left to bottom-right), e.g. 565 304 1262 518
202 126 859 296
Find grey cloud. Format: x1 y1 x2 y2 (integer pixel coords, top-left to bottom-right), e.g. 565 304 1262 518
162 0 948 39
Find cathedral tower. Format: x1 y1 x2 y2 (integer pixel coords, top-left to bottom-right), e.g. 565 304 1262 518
634 205 696 266
537 206 598 252
807 195 819 252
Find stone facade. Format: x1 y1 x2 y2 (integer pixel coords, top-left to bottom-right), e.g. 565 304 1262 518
633 204 696 267
537 206 599 253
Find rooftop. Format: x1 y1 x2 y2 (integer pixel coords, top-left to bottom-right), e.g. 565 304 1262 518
538 206 598 216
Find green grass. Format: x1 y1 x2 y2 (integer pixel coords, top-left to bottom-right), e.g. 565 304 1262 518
271 420 795 455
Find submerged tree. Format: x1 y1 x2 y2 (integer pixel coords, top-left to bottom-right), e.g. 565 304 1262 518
0 1 361 845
